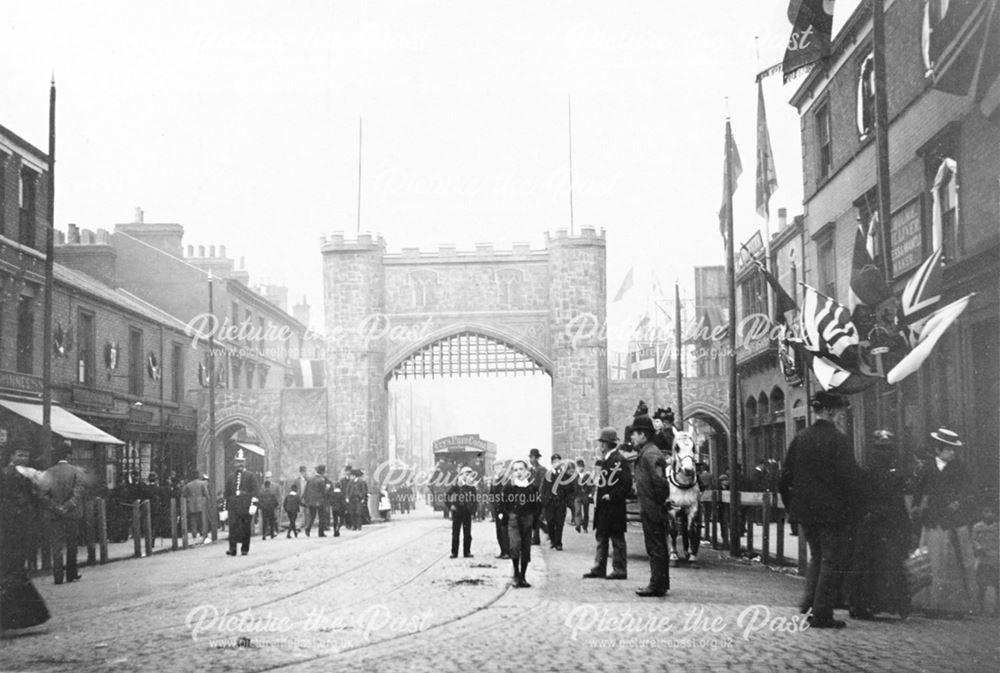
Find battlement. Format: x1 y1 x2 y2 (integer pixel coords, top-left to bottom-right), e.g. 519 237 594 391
320 231 387 252
545 226 606 244
382 240 548 264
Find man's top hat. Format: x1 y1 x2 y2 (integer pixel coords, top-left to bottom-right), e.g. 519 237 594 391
595 427 620 445
633 400 649 417
930 427 963 447
631 415 655 437
528 448 542 458
810 391 850 410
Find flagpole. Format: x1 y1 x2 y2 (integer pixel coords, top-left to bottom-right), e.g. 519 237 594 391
568 95 575 236
357 117 363 235
41 76 56 468
724 116 740 557
675 280 684 427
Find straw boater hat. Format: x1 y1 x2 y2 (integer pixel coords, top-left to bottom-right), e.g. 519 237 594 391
930 427 963 447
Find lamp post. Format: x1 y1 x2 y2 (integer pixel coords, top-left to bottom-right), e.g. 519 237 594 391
207 271 217 490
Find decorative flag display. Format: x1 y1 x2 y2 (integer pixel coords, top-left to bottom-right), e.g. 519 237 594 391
755 81 778 219
783 0 837 81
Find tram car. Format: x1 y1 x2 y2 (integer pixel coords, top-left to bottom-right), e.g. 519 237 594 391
428 434 496 512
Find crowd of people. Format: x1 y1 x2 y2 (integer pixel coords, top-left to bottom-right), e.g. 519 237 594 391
1 393 996 634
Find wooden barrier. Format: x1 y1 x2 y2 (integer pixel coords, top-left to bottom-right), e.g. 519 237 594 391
180 497 189 550
698 490 803 571
142 500 153 556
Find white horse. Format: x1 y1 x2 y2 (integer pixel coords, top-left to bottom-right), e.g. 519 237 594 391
667 430 702 567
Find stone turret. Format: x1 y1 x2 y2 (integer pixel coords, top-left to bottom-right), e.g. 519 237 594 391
321 232 387 472
546 226 608 456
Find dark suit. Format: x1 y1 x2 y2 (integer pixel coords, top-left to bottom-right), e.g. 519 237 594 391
634 440 671 592
41 461 84 583
302 474 331 536
529 462 545 544
779 418 864 620
591 448 632 576
224 469 261 554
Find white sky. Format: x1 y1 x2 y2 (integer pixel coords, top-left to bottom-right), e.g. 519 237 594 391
2 0 861 457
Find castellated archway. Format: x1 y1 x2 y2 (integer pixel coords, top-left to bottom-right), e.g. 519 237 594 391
321 228 608 469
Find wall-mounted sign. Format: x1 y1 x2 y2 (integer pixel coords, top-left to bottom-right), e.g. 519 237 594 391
890 198 923 278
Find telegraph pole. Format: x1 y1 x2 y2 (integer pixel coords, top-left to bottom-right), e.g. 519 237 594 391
41 77 56 467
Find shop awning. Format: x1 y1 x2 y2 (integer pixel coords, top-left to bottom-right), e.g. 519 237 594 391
0 399 125 445
236 442 265 456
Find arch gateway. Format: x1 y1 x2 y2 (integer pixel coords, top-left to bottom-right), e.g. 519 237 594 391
320 227 609 470
321 228 733 471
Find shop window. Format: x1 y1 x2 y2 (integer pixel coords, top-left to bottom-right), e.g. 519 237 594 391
16 295 34 374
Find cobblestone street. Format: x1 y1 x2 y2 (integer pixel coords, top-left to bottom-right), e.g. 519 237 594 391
1 510 996 673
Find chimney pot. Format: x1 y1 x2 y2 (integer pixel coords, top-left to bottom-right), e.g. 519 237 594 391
209 245 216 258
68 223 80 244
220 245 227 259
240 256 245 270
134 207 144 224
198 245 205 257
778 208 788 230
186 245 193 257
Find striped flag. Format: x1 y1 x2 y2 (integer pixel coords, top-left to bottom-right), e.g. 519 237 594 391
297 359 326 388
887 294 974 384
800 284 859 361
900 247 945 346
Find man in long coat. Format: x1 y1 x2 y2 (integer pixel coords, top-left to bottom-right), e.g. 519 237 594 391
224 450 260 556
181 471 210 538
583 428 632 580
631 415 672 597
302 465 331 537
779 392 864 628
40 443 85 584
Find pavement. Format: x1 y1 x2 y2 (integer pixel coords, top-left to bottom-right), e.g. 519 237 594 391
2 508 997 673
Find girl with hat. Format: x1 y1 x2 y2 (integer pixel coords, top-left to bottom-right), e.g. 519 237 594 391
910 428 976 617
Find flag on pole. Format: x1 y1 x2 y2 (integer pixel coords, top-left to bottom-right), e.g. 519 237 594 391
783 0 837 81
613 266 634 302
887 294 974 384
800 284 860 362
718 121 742 239
922 0 1000 98
901 247 944 319
755 81 778 219
748 255 797 324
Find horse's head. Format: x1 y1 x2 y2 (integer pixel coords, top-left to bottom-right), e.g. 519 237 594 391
672 431 697 478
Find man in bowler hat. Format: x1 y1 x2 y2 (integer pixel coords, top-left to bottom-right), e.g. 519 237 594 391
583 428 631 580
779 391 864 628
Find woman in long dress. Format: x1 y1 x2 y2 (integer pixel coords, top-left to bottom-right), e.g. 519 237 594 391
910 428 977 618
0 447 50 631
846 430 910 619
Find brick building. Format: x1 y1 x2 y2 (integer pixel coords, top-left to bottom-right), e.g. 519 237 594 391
55 212 324 486
789 0 999 493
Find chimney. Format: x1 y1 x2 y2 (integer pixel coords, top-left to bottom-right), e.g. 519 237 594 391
209 245 216 258
198 245 205 258
777 208 788 230
134 207 144 224
68 223 80 244
54 224 118 286
292 297 311 327
186 245 193 257
114 216 184 258
239 256 245 270
220 245 227 259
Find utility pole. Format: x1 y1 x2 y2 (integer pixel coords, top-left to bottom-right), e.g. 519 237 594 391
41 77 56 467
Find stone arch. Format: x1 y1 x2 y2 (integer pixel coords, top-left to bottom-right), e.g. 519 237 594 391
196 411 278 469
684 401 730 438
383 322 554 380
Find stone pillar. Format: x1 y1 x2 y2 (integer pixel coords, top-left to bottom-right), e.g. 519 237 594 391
321 233 388 476
547 227 608 462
